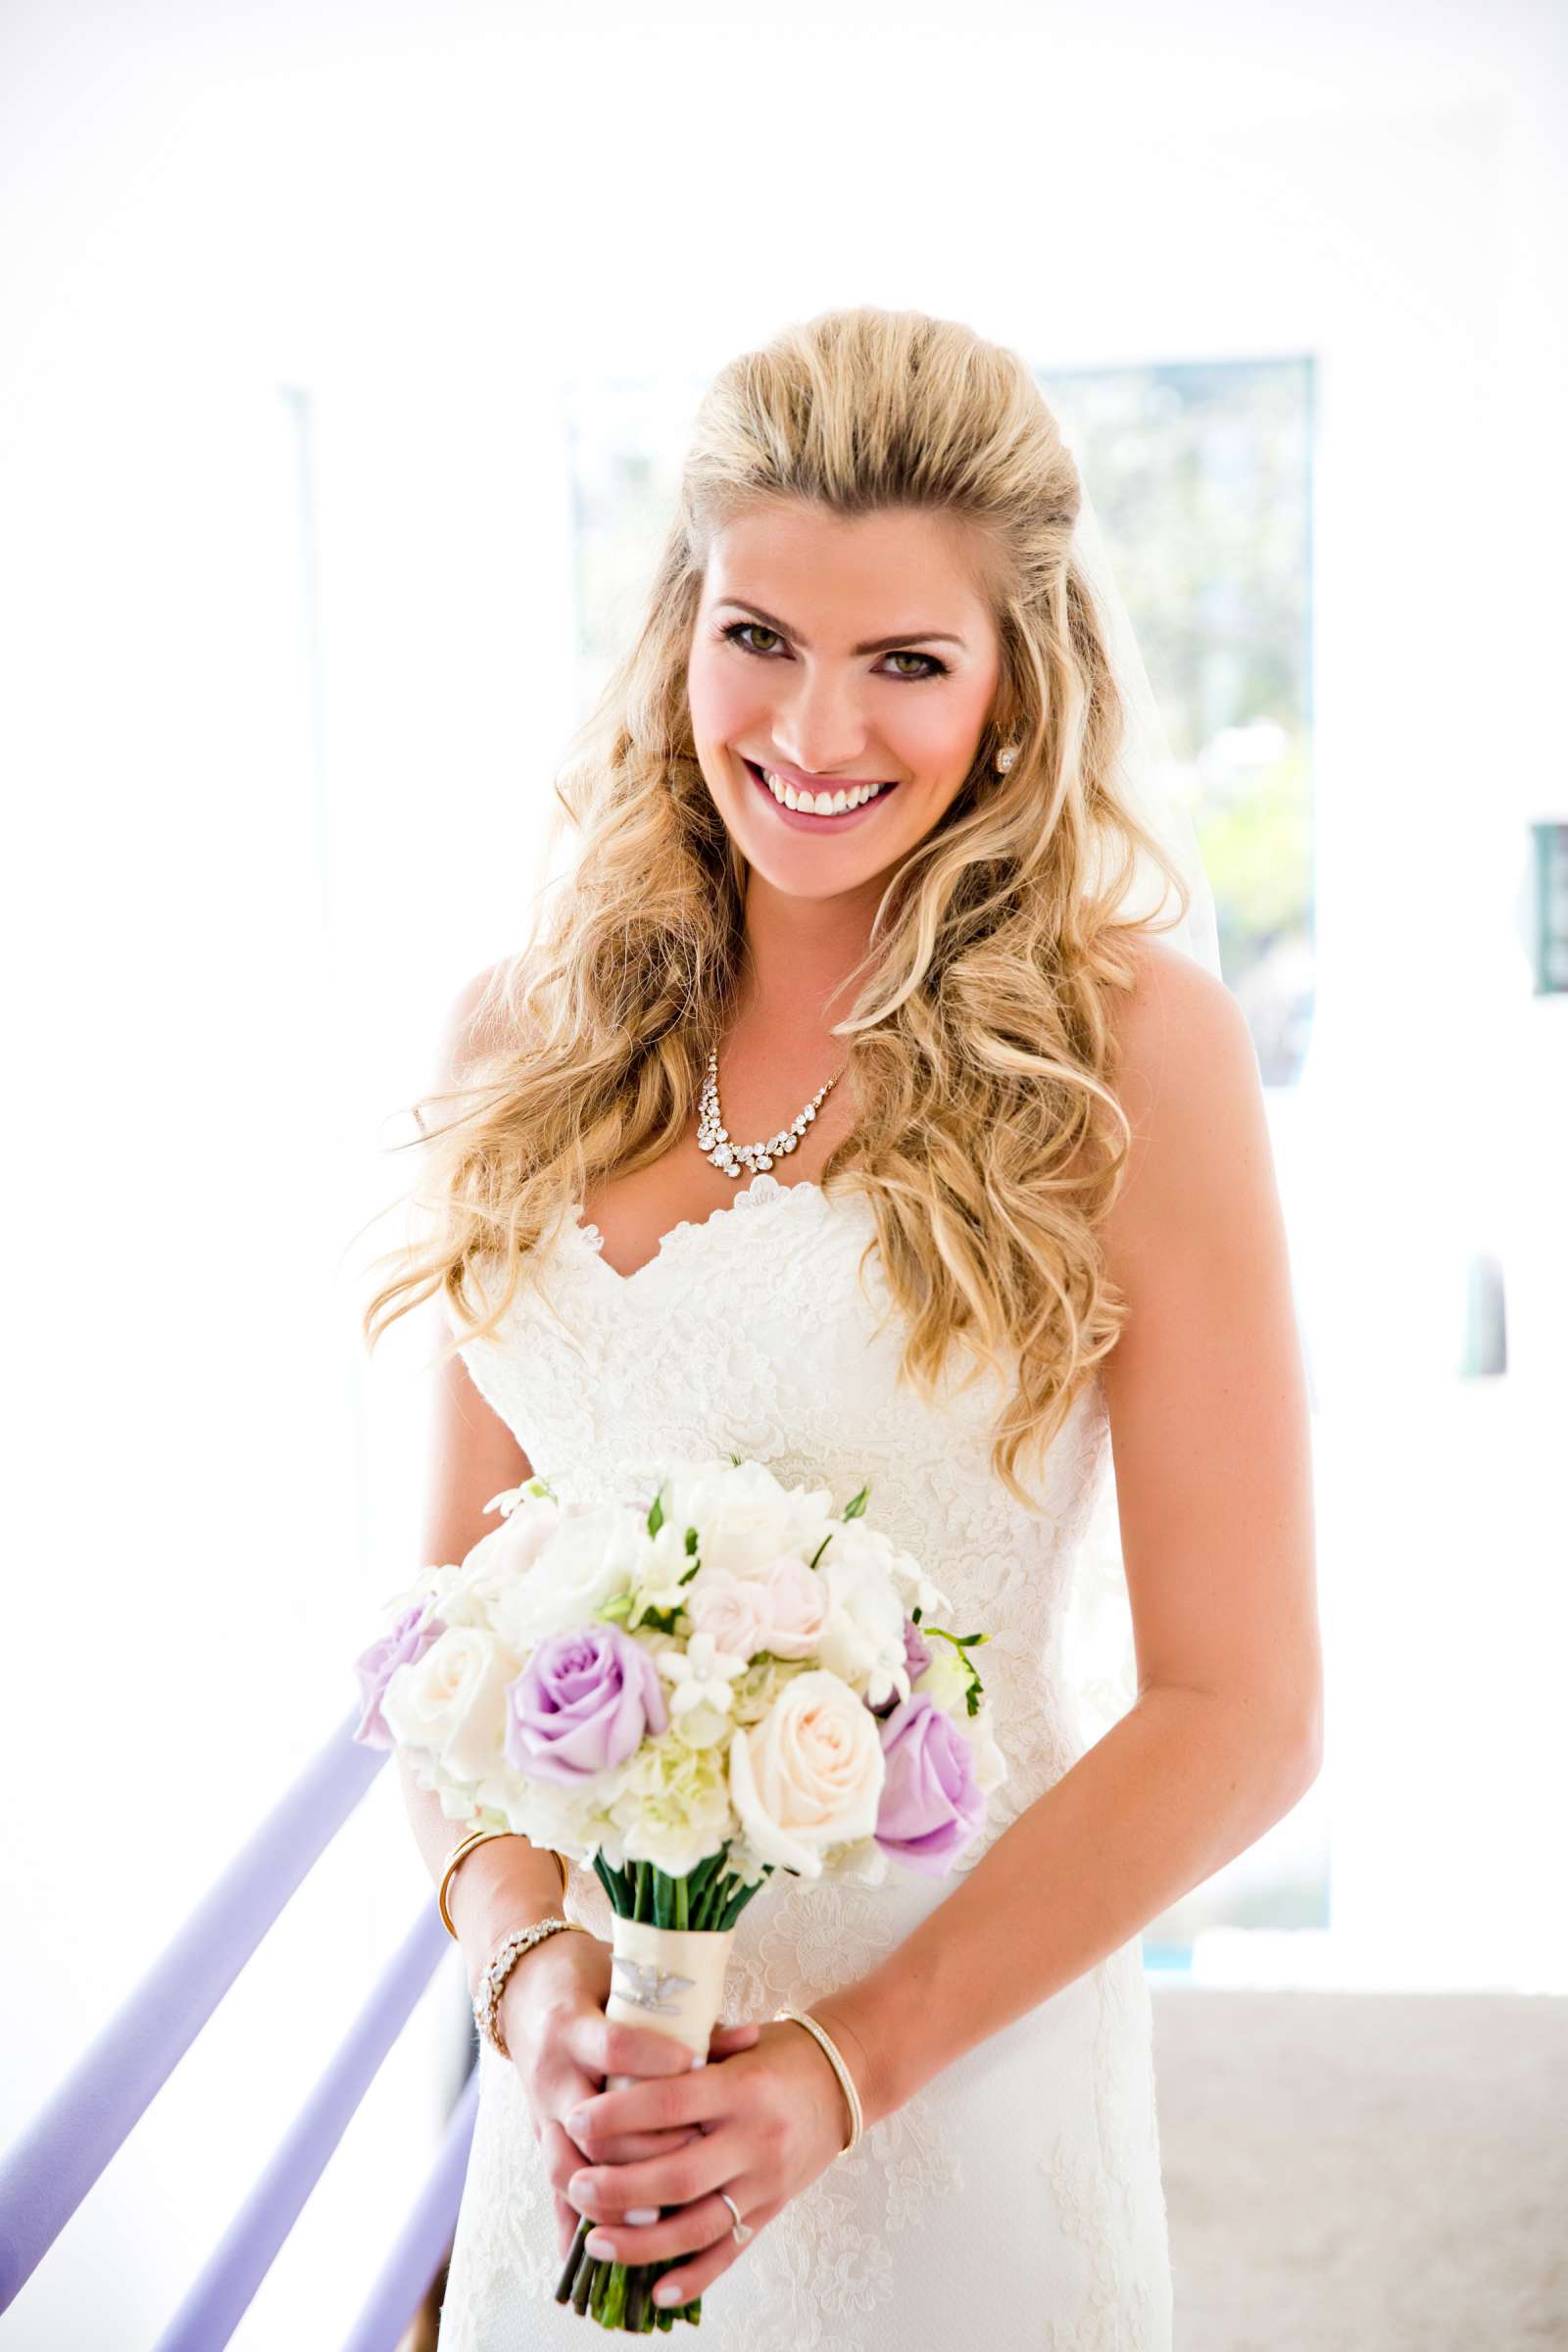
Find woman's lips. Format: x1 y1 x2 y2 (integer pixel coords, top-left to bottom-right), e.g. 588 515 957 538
742 758 901 831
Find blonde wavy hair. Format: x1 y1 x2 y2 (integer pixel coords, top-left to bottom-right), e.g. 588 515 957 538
360 305 1193 1511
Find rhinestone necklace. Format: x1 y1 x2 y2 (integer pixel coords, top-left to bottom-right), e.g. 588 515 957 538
698 1042 845 1180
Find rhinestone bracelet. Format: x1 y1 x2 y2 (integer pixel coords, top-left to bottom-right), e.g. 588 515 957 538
472 1917 591 2062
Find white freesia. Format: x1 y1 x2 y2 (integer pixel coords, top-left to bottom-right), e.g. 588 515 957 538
626 1515 701 1620
828 1516 953 1624
490 1500 646 1650
812 1530 911 1709
910 1636 970 1720
486 1475 560 1515
885 1543 953 1624
728 1668 886 1880
382 1624 519 1788
962 1700 1008 1796
911 1640 1009 1795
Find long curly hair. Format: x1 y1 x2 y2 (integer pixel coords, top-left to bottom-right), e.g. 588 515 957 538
359 305 1193 1511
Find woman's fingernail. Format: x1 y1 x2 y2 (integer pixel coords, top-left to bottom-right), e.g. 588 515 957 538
623 2206 660 2225
654 2280 682 2306
584 2231 615 2258
566 2108 590 2135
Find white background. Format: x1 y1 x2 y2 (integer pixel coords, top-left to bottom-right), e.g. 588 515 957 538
2 1 1564 2343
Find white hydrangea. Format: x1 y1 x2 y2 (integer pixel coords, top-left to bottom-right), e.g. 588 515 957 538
603 1724 736 1878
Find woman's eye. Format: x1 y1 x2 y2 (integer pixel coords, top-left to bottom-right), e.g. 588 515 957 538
718 621 947 680
727 621 784 656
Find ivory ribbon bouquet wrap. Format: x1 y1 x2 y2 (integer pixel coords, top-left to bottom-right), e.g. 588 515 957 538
352 1455 1006 2332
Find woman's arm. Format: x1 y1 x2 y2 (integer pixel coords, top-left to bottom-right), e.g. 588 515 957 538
400 962 567 1990
814 937 1324 2128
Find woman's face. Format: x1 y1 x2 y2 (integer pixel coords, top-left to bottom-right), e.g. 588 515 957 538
686 503 1004 902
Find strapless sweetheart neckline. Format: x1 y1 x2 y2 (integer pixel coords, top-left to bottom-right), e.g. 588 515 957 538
569 1165 836 1286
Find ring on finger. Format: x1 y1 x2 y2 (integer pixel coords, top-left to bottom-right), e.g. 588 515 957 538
716 2188 753 2245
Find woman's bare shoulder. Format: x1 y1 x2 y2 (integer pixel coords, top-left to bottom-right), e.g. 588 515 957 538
1105 931 1249 1098
1098 930 1270 1265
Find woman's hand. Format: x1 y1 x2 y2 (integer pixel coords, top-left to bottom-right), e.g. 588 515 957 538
497 1929 762 2259
558 2008 863 2310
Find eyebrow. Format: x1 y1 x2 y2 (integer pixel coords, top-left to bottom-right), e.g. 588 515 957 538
712 598 968 657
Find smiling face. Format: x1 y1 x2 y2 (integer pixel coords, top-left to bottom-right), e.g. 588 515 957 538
686 503 1005 903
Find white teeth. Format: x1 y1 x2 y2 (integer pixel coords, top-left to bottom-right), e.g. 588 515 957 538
759 766 889 814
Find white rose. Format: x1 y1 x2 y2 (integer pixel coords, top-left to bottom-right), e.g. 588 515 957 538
812 1531 910 1708
492 1501 645 1649
658 1457 835 1580
728 1668 886 1880
382 1624 519 1789
437 1494 564 1630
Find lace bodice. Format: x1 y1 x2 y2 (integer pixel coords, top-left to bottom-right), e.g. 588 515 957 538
452 1170 1112 1894
437 1169 1171 2350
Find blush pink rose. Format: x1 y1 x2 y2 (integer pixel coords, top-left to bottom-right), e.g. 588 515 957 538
738 1555 830 1659
683 1570 773 1661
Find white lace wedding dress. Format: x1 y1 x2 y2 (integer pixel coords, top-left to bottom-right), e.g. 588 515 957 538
436 1169 1173 2350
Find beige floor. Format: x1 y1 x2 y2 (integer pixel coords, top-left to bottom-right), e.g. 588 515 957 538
1151 1986 1568 2350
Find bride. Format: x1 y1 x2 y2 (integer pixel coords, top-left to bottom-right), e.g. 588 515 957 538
362 306 1322 2347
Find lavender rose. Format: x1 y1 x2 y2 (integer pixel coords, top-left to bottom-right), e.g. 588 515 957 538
504 1623 669 1785
353 1602 447 1748
873 1691 986 1876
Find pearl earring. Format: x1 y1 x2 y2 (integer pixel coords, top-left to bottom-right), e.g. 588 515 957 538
995 743 1019 774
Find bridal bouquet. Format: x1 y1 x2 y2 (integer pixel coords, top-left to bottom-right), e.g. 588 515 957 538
352 1456 1005 2332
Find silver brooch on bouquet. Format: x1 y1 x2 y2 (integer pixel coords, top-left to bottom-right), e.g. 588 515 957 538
611 1954 697 2014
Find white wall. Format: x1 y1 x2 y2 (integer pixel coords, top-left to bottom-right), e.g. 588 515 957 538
2 1 1563 2343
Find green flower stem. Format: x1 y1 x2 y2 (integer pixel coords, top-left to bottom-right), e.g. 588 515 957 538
572 2252 596 2315
556 2214 590 2303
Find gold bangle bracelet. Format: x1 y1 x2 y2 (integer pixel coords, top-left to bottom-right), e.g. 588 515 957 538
774 2004 864 2157
438 1831 570 1938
